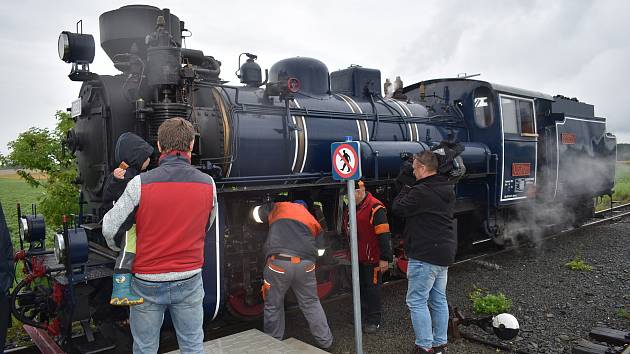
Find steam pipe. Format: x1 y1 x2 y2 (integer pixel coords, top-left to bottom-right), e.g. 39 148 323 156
181 49 206 65
376 95 408 141
195 67 221 76
369 94 380 140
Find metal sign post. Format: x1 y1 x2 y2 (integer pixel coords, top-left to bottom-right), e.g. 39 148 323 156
331 137 363 354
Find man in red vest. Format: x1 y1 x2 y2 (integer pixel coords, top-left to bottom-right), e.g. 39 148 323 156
347 180 393 334
103 118 216 354
252 200 333 350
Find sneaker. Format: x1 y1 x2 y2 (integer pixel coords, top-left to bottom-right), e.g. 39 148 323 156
411 345 433 354
363 323 380 334
110 274 144 306
432 344 448 354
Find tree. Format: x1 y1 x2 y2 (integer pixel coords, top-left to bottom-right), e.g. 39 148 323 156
5 111 78 227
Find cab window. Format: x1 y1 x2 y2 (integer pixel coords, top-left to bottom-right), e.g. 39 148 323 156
473 87 494 128
500 96 536 136
519 100 535 135
500 97 518 134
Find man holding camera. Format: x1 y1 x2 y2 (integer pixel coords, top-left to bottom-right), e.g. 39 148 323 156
392 151 456 354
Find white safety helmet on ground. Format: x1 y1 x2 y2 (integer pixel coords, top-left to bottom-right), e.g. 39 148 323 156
492 313 520 340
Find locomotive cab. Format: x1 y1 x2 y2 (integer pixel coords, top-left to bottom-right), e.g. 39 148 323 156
405 79 616 244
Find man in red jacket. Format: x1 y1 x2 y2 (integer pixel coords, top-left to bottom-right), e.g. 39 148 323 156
103 118 217 354
346 181 392 334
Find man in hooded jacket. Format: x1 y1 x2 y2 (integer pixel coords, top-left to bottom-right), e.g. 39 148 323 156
0 201 14 351
392 151 456 354
102 132 154 306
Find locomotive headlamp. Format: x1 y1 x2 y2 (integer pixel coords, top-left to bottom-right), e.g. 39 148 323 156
317 249 326 257
54 232 65 264
58 31 95 64
19 214 46 244
55 227 89 266
19 217 28 242
252 205 263 224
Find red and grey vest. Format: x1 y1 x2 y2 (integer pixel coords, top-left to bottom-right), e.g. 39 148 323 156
133 152 215 274
356 193 388 264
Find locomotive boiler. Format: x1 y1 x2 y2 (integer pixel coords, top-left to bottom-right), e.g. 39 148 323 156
9 4 616 353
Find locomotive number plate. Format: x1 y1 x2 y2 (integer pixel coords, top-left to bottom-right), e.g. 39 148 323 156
561 133 576 145
71 98 82 118
512 163 531 177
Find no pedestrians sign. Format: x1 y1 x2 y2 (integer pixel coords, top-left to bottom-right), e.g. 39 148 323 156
331 141 361 180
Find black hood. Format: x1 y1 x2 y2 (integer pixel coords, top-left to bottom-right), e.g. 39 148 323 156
114 132 154 171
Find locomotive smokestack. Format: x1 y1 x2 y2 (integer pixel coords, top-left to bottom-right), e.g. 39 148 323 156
99 5 182 64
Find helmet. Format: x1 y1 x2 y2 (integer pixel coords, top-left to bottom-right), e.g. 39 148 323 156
293 200 308 208
492 313 520 340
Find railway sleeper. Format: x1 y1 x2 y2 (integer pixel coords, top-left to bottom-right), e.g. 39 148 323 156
572 327 630 354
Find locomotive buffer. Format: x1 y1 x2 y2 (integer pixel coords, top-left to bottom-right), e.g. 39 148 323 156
331 137 363 354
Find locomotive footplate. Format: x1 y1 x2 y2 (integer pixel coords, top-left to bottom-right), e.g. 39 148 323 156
36 251 114 284
54 264 113 285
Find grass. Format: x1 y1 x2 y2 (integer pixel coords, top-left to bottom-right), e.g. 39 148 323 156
596 162 630 210
616 308 630 320
0 171 50 348
565 257 593 271
469 287 513 315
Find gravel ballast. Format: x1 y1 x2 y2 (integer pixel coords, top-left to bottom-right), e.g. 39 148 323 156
283 217 630 353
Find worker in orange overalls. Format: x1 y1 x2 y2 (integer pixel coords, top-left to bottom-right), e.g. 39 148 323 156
252 200 333 350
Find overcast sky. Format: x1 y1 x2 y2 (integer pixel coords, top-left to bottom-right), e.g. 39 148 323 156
1 0 628 154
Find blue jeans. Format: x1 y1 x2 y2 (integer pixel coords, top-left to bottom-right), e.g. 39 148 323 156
406 258 449 348
130 273 205 354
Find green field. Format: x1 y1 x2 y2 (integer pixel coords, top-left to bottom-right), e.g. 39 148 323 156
0 171 48 347
0 173 45 251
596 162 630 210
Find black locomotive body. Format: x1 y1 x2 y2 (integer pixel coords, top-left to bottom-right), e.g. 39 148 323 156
9 5 616 353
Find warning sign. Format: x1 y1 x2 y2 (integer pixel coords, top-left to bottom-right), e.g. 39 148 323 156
331 141 361 180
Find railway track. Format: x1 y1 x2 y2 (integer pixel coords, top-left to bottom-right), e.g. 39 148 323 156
6 202 630 354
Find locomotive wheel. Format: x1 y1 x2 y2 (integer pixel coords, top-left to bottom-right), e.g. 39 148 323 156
227 289 264 320
10 277 54 330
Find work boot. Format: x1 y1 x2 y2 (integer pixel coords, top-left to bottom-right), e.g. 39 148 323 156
432 344 448 354
363 323 380 334
110 273 144 306
411 345 433 353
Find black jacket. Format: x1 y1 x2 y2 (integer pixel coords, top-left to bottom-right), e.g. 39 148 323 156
0 201 14 294
102 132 154 205
101 133 153 245
392 174 457 266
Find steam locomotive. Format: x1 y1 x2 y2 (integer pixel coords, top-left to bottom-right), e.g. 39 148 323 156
10 4 616 352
